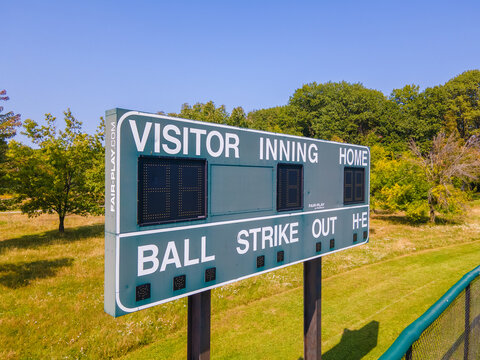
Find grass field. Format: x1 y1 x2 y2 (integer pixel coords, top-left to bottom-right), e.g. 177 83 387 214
0 203 479 359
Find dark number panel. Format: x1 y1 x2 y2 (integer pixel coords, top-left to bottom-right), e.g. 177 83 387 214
138 156 207 226
277 164 303 211
344 167 365 204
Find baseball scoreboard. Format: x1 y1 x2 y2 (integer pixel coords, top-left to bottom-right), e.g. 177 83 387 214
104 108 370 317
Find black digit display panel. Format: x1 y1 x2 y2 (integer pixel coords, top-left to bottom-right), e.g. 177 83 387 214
344 167 365 204
277 164 303 212
138 156 207 226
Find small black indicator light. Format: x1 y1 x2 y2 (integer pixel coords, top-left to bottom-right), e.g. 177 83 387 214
330 239 335 249
257 255 265 268
277 251 284 263
205 267 216 282
173 275 186 291
316 242 322 252
136 283 151 302
353 233 358 242
363 231 368 240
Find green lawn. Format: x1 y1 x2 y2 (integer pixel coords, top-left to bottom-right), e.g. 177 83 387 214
125 241 480 360
0 203 479 359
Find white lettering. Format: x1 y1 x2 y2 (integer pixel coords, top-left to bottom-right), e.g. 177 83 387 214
138 245 159 276
190 128 207 156
249 228 261 252
162 124 181 154
201 236 216 262
361 211 368 227
347 148 354 165
184 239 199 266
297 143 306 163
340 147 368 166
160 241 182 271
262 226 274 249
308 144 318 163
236 222 301 255
280 140 290 161
129 120 152 152
266 138 277 160
353 213 361 230
312 217 338 238
236 230 250 254
279 223 289 245
260 138 318 164
339 147 347 164
183 127 189 155
225 133 240 158
290 222 299 243
110 121 116 213
206 131 224 157
259 137 264 160
154 123 161 153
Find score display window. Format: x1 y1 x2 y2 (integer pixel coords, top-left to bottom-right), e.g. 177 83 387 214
343 167 365 204
277 164 303 212
137 156 207 226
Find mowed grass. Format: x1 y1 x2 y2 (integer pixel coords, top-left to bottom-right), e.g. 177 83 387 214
0 203 479 359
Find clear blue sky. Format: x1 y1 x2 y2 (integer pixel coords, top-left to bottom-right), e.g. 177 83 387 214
3 0 480 138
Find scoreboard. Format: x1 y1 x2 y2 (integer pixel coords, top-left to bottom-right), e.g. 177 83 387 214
104 108 370 317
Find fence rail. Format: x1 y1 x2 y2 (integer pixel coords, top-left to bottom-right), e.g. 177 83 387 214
379 265 480 360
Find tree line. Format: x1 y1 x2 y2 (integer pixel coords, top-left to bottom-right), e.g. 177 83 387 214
1 70 479 231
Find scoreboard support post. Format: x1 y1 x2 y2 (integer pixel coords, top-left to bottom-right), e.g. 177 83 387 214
304 257 322 360
187 290 211 360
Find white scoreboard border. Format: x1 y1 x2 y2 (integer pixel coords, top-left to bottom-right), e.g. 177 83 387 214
113 111 371 313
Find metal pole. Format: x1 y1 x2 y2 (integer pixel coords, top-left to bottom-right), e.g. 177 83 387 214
464 284 470 360
304 257 322 360
187 290 211 360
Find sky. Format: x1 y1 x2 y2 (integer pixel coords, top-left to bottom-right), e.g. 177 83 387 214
2 0 480 140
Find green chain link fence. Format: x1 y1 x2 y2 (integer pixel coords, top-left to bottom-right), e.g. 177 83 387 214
379 265 480 360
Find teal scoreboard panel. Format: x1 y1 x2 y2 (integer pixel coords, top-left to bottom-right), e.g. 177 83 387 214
104 108 370 317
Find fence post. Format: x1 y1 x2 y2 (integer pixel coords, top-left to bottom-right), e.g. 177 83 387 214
464 284 470 360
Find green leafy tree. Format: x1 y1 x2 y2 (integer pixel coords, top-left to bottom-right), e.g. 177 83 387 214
170 101 249 128
370 145 430 222
172 101 229 124
8 110 104 232
443 70 480 139
0 89 21 196
247 105 302 135
289 81 401 147
389 84 445 149
228 106 248 128
392 71 480 148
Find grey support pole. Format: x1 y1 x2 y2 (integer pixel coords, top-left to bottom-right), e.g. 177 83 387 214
187 290 211 360
304 257 322 360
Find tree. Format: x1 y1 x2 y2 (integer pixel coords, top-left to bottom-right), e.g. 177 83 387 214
247 105 302 135
443 70 480 139
289 81 400 147
370 145 430 222
0 89 21 195
170 101 250 128
8 110 104 232
389 84 445 149
410 133 480 222
172 101 229 124
228 106 248 128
